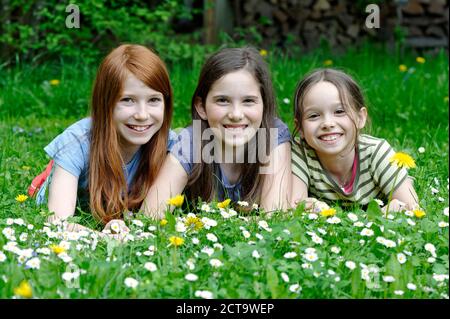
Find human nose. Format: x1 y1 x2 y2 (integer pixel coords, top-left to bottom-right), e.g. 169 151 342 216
320 114 336 129
133 101 149 120
228 103 244 121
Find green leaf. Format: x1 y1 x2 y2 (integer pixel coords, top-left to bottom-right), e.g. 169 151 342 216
266 264 279 298
351 267 362 298
366 200 382 221
165 210 176 232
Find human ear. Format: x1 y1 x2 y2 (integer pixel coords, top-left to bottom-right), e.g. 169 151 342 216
194 97 208 121
357 107 368 129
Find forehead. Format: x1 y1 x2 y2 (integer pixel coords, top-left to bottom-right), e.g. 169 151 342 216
209 69 260 95
122 73 161 95
304 81 341 105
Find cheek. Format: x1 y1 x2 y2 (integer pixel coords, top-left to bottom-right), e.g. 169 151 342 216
247 105 263 124
205 105 224 126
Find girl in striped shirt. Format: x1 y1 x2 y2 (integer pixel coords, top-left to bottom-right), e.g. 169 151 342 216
290 68 419 213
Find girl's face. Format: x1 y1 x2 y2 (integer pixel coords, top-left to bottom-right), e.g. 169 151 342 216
300 81 367 159
113 74 165 158
195 69 263 148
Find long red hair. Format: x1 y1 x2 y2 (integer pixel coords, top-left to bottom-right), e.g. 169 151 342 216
89 44 173 224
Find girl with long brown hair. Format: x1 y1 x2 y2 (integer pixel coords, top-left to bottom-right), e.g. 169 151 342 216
144 47 292 218
32 44 175 234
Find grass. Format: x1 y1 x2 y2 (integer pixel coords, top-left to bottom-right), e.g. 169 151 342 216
0 44 448 298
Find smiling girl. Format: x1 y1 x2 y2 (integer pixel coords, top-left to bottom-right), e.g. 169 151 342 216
144 47 292 217
32 44 176 234
290 68 418 213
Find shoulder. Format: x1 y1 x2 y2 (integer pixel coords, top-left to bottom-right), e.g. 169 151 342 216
359 134 392 155
273 118 291 144
43 118 91 177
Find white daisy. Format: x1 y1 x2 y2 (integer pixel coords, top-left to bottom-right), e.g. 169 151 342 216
124 277 139 288
144 262 157 272
397 253 407 264
383 276 395 283
252 250 261 259
284 252 297 259
345 261 356 270
185 273 198 281
209 259 223 268
206 233 218 242
194 290 213 299
347 213 358 222
289 283 301 293
281 272 289 282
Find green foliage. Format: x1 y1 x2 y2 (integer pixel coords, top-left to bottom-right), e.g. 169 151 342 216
0 0 213 65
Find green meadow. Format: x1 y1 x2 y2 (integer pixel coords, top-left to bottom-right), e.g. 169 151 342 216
0 45 448 298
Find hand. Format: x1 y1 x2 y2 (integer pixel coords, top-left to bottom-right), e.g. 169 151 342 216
382 199 407 213
294 197 330 213
102 219 130 241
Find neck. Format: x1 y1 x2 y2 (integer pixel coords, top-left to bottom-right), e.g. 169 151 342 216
120 144 140 164
317 147 356 186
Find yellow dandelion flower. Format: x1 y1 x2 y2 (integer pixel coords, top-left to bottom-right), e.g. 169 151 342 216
389 152 416 169
14 280 32 298
416 57 425 64
50 244 66 255
259 49 268 57
444 96 449 103
323 59 333 66
169 236 184 247
15 194 28 203
49 79 60 86
399 64 408 72
217 199 231 209
413 209 426 218
160 219 168 226
185 216 204 231
166 194 184 207
320 208 336 217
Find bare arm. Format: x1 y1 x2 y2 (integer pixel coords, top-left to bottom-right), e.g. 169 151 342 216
260 143 292 212
141 153 188 219
384 177 419 212
290 174 308 208
47 164 102 234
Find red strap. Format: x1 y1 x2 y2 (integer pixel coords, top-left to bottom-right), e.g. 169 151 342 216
28 160 54 197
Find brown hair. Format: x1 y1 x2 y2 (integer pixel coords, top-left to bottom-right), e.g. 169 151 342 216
186 47 278 204
89 44 173 224
293 68 369 146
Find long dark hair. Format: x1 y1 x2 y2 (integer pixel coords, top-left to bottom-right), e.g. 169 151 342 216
186 47 279 204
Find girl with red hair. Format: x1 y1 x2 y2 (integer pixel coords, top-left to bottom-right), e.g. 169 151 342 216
32 44 175 235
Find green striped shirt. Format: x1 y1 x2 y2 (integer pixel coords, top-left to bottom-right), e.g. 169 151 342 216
291 134 409 206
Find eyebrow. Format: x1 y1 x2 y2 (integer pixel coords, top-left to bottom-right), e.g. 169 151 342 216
212 94 259 99
121 92 163 97
303 102 342 112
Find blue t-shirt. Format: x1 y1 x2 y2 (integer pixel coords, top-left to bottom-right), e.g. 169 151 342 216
36 117 177 205
169 118 291 201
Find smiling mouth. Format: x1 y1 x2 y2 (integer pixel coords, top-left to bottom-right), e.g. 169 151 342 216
126 124 152 132
223 124 248 130
318 133 342 141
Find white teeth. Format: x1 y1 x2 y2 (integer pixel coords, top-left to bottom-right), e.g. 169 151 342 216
128 125 150 132
320 134 340 141
224 125 247 130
